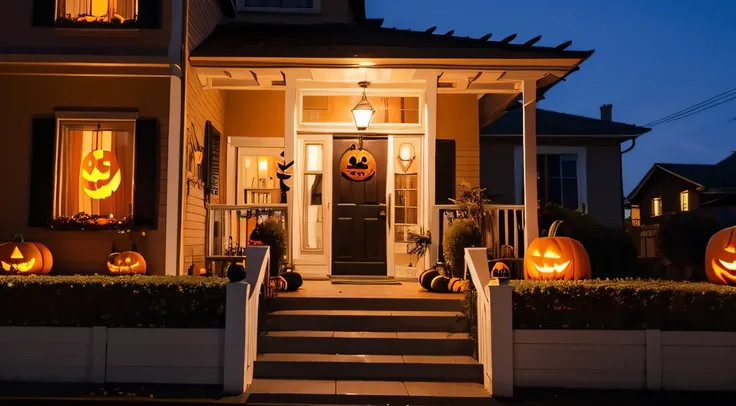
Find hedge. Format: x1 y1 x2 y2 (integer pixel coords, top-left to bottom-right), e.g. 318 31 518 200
0 275 227 328
513 279 736 331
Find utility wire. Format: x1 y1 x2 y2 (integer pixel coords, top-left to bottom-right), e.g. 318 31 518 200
643 86 736 127
668 115 736 139
651 94 736 127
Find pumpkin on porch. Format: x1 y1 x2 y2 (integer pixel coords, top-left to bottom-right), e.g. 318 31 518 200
448 277 470 293
281 271 303 292
419 267 439 291
227 261 246 282
107 250 146 275
705 225 736 286
0 235 53 275
524 220 591 281
430 275 451 293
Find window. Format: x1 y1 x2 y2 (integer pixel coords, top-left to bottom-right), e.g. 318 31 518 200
240 0 318 11
630 205 641 227
56 0 138 25
537 154 579 210
652 197 662 217
53 120 135 228
236 153 280 204
302 144 324 251
302 95 420 125
680 191 689 211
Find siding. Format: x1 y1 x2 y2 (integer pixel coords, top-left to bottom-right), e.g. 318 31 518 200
631 167 700 224
437 94 480 188
587 145 625 228
183 0 227 266
225 91 285 138
480 138 515 203
0 75 170 274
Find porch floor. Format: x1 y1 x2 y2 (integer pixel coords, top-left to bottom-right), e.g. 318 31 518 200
278 280 463 300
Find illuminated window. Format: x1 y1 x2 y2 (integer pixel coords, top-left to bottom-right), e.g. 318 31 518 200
630 205 641 226
680 191 689 211
302 96 420 125
54 120 135 226
652 197 662 217
303 144 324 251
56 0 139 25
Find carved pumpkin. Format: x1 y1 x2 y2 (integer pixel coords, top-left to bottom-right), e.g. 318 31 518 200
81 149 121 200
524 221 591 280
491 262 511 279
107 251 146 275
339 147 376 182
705 226 736 285
0 235 53 275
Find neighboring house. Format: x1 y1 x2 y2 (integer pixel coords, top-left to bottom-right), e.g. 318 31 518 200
2 0 596 278
627 152 736 226
0 0 237 275
480 104 650 228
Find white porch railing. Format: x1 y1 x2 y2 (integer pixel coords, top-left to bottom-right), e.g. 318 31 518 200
224 245 270 395
465 247 514 398
432 204 525 264
207 203 289 275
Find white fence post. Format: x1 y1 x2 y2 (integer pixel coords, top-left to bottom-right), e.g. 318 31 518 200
223 281 248 395
90 326 107 384
645 329 662 390
487 283 515 398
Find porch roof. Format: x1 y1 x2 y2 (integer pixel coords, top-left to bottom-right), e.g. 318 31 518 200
190 22 594 63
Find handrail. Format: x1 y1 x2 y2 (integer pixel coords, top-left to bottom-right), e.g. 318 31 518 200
208 203 288 210
244 246 270 387
465 247 493 393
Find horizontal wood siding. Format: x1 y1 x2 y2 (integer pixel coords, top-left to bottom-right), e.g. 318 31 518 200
438 94 479 189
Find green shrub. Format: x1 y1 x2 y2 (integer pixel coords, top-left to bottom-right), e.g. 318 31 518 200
513 279 736 331
540 204 638 279
659 211 721 281
443 218 482 278
0 275 227 328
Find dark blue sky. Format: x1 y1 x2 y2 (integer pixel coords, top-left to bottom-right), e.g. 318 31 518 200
366 0 736 194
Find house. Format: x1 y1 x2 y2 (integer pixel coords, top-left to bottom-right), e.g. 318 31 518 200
480 104 650 228
627 152 736 226
1 0 594 279
0 0 239 275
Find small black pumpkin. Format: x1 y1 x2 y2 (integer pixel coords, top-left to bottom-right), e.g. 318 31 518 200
281 271 303 292
226 261 246 282
430 275 451 293
419 268 439 291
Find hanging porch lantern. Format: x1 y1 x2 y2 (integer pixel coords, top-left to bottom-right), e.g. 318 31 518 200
351 81 375 131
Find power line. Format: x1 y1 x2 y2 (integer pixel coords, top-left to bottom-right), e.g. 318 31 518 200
668 115 736 139
643 86 736 127
651 94 736 127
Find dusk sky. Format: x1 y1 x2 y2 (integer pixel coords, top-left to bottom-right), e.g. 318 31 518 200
367 0 736 194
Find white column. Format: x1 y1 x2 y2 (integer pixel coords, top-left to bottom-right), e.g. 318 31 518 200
166 76 183 275
425 74 438 269
284 73 298 263
522 79 539 245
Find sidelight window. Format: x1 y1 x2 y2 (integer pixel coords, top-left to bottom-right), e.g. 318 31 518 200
302 143 324 251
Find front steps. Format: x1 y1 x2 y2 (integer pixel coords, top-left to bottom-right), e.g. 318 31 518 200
247 296 492 405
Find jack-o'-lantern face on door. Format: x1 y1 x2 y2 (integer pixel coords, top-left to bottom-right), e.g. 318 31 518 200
705 226 736 286
81 149 121 200
340 148 376 182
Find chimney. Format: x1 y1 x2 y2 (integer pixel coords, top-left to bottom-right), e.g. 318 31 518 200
600 104 613 121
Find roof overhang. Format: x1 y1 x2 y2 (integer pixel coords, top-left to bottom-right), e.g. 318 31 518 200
627 164 705 201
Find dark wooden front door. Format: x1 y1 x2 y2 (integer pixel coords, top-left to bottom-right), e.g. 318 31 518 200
332 138 388 276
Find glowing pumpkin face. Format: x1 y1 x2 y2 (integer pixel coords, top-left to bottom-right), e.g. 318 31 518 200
0 235 53 275
705 226 736 286
107 251 146 275
81 149 121 200
340 148 376 182
523 221 591 280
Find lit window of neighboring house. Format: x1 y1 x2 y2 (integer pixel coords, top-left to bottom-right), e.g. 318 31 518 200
56 0 139 24
652 197 662 217
630 205 641 226
680 190 689 211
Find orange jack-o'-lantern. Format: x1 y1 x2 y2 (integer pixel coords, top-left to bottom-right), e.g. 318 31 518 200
107 251 146 275
81 149 121 200
705 226 736 286
0 235 53 275
524 221 591 280
340 147 376 182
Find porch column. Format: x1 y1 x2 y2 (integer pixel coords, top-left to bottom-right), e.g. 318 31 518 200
284 73 297 263
522 79 539 244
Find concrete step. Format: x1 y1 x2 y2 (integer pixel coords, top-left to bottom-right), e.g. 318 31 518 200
246 379 493 405
258 330 474 356
254 353 482 382
272 296 463 312
266 310 467 332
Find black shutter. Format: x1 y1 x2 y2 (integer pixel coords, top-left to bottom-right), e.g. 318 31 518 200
203 121 221 197
132 119 160 229
32 0 57 27
137 0 162 29
435 139 456 204
28 117 56 227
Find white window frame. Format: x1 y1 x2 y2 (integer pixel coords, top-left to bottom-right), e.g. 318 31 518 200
652 197 663 217
237 0 320 13
680 190 689 211
514 146 588 211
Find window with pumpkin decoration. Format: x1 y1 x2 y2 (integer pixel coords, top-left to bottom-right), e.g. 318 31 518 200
53 120 135 228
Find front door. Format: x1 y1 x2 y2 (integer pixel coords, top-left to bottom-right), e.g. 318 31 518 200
332 137 388 276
